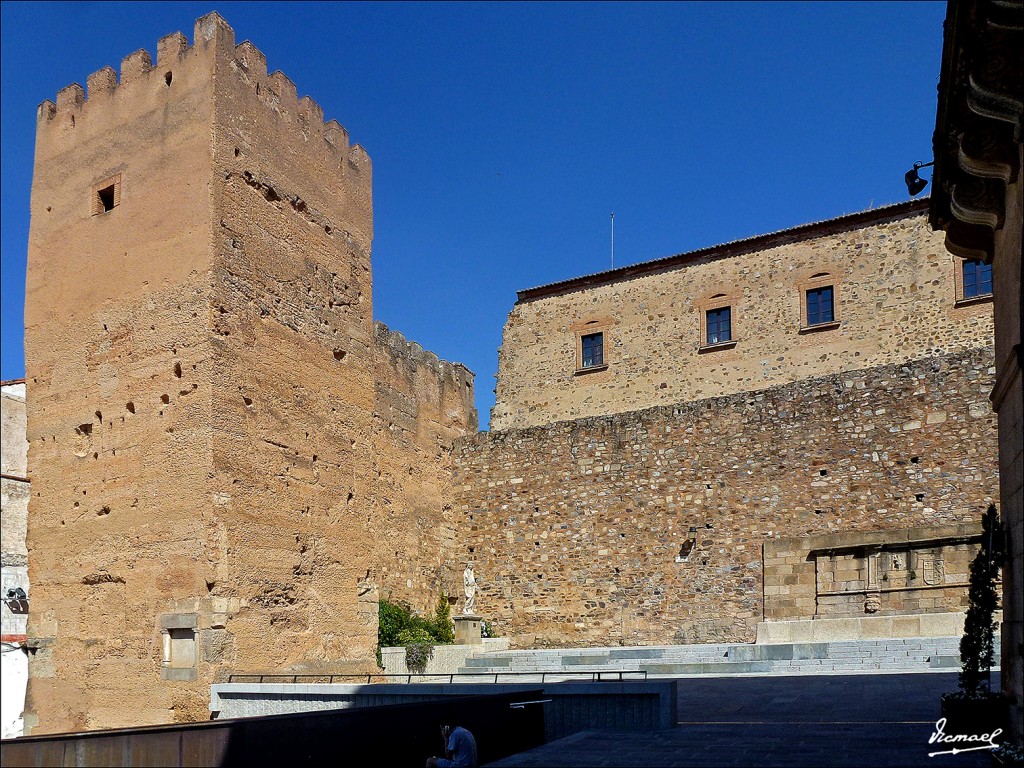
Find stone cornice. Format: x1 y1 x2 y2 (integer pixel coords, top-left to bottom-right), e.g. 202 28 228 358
930 0 1023 261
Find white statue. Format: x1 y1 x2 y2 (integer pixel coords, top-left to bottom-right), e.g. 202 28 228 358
463 562 478 615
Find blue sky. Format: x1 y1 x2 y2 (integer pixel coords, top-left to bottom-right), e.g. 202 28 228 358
0 1 945 427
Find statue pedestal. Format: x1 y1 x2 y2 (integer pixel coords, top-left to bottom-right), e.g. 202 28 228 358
454 614 483 645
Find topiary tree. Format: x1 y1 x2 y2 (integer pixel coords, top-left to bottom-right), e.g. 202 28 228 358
958 504 1004 697
430 592 455 644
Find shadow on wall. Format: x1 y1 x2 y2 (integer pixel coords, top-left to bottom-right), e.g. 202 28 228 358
0 691 544 767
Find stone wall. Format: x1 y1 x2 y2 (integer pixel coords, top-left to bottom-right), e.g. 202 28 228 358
454 348 999 648
764 524 982 622
492 205 994 430
23 14 474 734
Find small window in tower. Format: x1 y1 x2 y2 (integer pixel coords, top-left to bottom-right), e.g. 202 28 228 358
98 185 115 212
92 175 121 216
168 628 197 668
159 612 198 681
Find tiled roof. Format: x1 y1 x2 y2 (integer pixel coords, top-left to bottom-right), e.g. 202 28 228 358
517 198 930 303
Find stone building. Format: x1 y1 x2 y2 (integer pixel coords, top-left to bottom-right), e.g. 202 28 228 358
928 0 1023 740
15 8 1010 739
22 14 475 734
455 202 1000 648
1 379 30 738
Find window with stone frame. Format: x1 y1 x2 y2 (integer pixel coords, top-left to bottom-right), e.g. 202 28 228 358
159 612 198 681
696 290 740 351
961 259 992 299
797 271 841 332
571 317 614 374
705 306 732 346
580 332 604 369
806 285 835 326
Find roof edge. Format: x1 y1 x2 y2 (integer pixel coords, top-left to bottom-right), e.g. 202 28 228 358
517 198 930 303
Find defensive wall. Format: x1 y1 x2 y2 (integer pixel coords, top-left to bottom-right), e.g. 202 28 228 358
463 204 998 647
455 345 998 647
23 13 474 734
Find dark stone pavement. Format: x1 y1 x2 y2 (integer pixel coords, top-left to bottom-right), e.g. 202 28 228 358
489 673 1001 767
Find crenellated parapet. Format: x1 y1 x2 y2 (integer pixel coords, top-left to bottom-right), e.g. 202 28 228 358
373 321 475 392
35 12 368 182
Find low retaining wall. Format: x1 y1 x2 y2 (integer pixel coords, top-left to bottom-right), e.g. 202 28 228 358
380 638 510 677
209 680 677 742
754 611 975 643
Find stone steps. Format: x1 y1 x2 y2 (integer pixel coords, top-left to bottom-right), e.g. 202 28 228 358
456 637 997 677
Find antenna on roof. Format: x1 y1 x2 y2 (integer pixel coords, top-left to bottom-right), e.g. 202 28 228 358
610 212 615 269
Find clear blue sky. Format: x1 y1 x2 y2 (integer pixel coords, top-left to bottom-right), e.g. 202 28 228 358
0 1 945 427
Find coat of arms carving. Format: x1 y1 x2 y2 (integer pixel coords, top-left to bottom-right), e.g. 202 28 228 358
921 557 944 586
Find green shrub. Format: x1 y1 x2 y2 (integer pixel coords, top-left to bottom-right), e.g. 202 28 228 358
430 593 455 644
957 504 1004 697
379 599 416 649
377 595 454 668
397 627 434 674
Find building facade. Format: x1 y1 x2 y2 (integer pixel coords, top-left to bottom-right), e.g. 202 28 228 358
1 380 30 738
492 202 993 430
929 0 1023 741
456 204 999 648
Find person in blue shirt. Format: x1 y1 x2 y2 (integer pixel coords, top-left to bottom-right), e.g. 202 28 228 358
426 724 478 768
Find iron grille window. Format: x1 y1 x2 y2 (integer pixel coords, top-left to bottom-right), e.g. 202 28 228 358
706 307 732 345
806 286 834 326
962 259 992 298
581 332 604 368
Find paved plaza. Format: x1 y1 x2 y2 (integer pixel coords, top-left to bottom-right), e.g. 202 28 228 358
489 672 999 767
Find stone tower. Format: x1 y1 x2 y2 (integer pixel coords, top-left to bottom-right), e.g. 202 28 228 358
24 13 475 733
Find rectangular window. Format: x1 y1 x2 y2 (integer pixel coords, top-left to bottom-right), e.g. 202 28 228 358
962 259 992 298
168 628 197 669
806 286 834 326
705 307 732 345
581 332 604 368
91 174 121 216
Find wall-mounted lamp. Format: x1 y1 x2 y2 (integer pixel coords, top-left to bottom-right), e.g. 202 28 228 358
675 526 699 562
905 161 934 196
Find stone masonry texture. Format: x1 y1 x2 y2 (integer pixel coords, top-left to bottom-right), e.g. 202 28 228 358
454 348 998 648
23 14 474 734
491 207 994 431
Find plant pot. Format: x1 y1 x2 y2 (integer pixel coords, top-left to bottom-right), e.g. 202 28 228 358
939 694 1007 741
